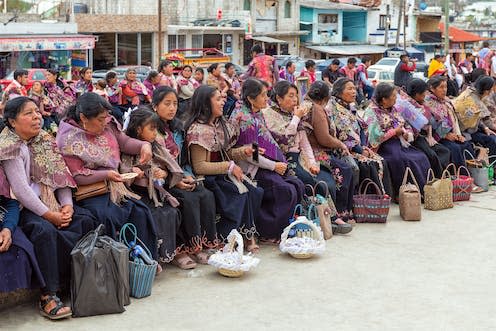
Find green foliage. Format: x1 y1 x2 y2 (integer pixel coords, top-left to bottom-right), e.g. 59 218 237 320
7 0 34 13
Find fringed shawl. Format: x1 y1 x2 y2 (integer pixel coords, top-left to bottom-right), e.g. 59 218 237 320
186 118 239 152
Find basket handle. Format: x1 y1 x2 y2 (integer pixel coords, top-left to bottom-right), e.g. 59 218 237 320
313 180 330 198
463 149 476 163
444 163 457 178
441 168 452 180
224 230 244 261
292 204 304 219
488 155 496 168
359 179 383 195
401 167 420 189
305 184 316 198
457 165 471 177
307 204 319 222
280 218 324 242
426 168 436 182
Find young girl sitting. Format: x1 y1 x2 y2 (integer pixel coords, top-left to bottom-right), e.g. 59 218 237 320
94 79 109 101
28 81 57 133
123 107 183 265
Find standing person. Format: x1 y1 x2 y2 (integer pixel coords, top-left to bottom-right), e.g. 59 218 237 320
152 86 219 265
427 55 447 78
1 69 28 111
206 63 229 96
193 67 204 86
74 67 94 96
231 78 305 241
322 59 344 87
119 68 150 106
158 60 178 90
478 41 491 72
459 53 475 76
44 69 76 118
186 85 263 252
299 60 317 84
394 54 417 88
223 62 242 117
357 56 374 100
176 65 197 116
104 71 125 123
339 57 358 82
143 70 161 97
0 97 97 320
364 83 430 196
242 44 279 89
56 93 158 261
279 61 296 84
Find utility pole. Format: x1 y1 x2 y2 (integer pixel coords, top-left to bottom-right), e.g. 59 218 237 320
403 1 407 50
384 4 390 48
158 0 162 63
395 0 404 48
444 0 450 56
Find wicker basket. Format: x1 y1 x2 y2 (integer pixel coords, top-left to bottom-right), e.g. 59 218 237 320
353 179 391 223
208 229 259 278
280 217 325 259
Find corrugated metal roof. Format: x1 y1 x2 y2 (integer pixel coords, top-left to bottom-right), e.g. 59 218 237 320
300 0 367 11
306 44 387 55
251 36 288 44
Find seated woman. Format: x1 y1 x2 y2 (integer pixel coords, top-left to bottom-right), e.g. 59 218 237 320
424 76 476 168
186 85 263 252
0 167 45 302
364 83 430 196
304 81 356 226
143 70 161 97
482 78 496 132
396 79 451 177
231 78 304 242
28 81 57 133
262 81 338 204
453 76 496 157
328 78 393 196
119 68 151 107
74 66 94 97
176 65 199 117
56 93 158 260
123 107 182 265
44 69 76 119
0 97 96 320
152 86 219 266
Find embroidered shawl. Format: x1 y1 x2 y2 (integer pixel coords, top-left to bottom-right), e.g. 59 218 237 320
0 167 10 198
159 73 178 90
44 81 76 115
143 79 159 97
424 92 462 139
106 83 121 105
261 105 300 154
0 127 75 211
395 90 429 134
364 101 412 148
453 87 489 132
75 79 94 95
327 97 362 149
231 105 286 162
119 79 148 96
158 125 180 159
2 80 27 103
207 74 227 91
186 118 239 152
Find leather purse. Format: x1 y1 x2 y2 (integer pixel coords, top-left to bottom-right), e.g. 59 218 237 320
74 181 109 201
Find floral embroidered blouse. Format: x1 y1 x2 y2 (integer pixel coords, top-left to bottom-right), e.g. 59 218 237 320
327 97 363 151
424 92 462 140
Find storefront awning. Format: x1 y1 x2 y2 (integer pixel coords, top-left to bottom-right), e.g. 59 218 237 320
306 44 387 55
0 34 96 52
251 36 288 44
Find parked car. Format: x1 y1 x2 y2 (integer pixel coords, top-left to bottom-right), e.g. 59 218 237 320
412 61 428 80
274 55 302 69
0 68 47 90
367 68 394 85
92 65 152 83
369 57 401 73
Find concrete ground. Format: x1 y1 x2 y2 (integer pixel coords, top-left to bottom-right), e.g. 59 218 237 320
2 189 496 331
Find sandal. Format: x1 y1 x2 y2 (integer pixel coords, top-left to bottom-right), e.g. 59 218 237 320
39 294 72 320
472 185 485 194
244 239 260 254
172 253 197 270
191 252 209 265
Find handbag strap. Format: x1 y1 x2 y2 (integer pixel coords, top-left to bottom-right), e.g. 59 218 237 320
359 179 382 195
444 163 457 178
402 167 420 189
427 168 436 182
313 180 330 198
307 204 319 220
457 165 471 177
292 204 304 219
463 149 476 163
305 184 316 197
441 168 452 180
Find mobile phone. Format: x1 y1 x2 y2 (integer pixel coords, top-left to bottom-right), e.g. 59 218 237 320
252 142 259 162
193 177 205 184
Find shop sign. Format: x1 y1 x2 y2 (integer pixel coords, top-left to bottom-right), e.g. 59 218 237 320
0 37 95 52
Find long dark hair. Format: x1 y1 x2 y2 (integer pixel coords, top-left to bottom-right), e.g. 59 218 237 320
374 83 396 105
270 80 298 106
65 92 113 123
125 106 160 139
2 96 34 130
331 77 354 98
187 85 231 148
242 78 268 110
152 86 183 133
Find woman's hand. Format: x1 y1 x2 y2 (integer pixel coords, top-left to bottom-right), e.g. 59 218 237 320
274 162 288 175
426 135 438 147
107 170 123 182
456 135 466 143
294 105 309 119
43 211 70 229
0 228 12 252
395 125 405 137
152 168 167 180
485 127 496 136
309 165 320 175
244 145 265 158
339 142 350 156
139 143 153 165
132 167 145 179
60 205 74 221
231 165 244 181
445 132 457 142
175 178 195 191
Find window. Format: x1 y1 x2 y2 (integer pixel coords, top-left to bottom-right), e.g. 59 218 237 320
141 33 152 66
191 34 203 55
168 35 186 51
244 0 251 10
379 15 388 29
284 0 291 18
404 15 408 27
318 14 338 24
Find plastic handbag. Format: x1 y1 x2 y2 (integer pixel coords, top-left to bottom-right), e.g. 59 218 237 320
464 150 496 192
445 163 473 202
71 225 130 317
424 168 453 211
353 179 391 223
399 167 421 221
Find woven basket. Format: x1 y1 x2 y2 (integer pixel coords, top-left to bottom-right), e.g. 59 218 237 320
424 168 453 211
445 163 473 202
129 259 158 298
353 179 391 223
280 217 325 259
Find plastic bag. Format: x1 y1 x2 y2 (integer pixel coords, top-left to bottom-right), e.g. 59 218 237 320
71 225 130 317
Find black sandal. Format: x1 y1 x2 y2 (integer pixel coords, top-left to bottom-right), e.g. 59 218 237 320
39 294 72 320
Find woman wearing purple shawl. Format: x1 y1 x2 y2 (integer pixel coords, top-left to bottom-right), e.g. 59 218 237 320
43 69 76 118
231 78 304 241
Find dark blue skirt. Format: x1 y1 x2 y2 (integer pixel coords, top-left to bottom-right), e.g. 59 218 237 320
76 193 158 259
203 175 263 241
0 227 45 293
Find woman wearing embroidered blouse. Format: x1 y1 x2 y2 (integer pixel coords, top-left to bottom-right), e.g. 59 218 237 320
152 86 219 268
424 76 476 167
44 69 76 118
364 83 430 196
56 93 158 261
231 78 304 242
186 85 263 253
0 97 96 320
262 81 338 203
120 68 151 107
74 66 94 96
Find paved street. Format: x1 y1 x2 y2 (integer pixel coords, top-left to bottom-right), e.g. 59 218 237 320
3 189 496 331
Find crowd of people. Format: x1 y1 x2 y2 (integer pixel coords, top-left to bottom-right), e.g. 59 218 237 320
1 43 496 320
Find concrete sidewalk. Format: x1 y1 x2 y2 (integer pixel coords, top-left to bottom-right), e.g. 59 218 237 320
3 189 496 331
